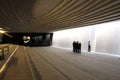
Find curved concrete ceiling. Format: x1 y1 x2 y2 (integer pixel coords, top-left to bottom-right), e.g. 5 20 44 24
0 0 120 32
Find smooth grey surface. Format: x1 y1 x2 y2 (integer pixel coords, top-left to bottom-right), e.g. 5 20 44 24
2 46 120 80
26 47 120 80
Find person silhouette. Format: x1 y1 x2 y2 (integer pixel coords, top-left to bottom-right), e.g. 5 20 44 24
73 41 75 52
76 41 79 53
78 42 81 53
88 41 91 52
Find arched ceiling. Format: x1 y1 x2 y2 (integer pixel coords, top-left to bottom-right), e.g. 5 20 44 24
0 0 120 32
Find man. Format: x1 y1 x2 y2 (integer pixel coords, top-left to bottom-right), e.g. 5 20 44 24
78 42 81 53
73 41 75 52
88 41 91 52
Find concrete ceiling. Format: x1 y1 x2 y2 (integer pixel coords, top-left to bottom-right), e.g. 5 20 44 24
0 0 120 32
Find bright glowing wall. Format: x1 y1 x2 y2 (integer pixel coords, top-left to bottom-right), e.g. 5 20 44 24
53 27 95 51
53 20 120 54
95 21 120 54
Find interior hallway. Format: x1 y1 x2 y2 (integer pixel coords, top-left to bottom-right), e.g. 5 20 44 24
2 46 120 80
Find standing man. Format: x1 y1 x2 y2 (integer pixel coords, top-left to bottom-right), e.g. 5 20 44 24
78 42 81 53
73 41 75 52
88 41 91 52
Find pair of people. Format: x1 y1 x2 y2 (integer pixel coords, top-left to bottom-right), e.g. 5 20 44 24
73 41 81 53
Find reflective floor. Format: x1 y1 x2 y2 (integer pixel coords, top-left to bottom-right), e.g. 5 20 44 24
2 46 120 80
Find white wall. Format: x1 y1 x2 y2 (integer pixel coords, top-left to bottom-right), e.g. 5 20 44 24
53 26 95 51
95 21 120 54
52 20 120 54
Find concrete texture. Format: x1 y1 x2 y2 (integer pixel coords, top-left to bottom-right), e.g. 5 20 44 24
2 46 120 80
27 47 120 80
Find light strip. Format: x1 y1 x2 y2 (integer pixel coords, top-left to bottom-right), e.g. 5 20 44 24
0 30 6 34
0 27 7 33
0 27 13 37
0 28 3 30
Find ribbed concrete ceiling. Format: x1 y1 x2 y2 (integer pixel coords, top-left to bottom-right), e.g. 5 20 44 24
0 0 120 32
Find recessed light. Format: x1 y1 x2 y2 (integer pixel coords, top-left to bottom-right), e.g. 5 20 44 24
0 30 6 33
0 27 3 30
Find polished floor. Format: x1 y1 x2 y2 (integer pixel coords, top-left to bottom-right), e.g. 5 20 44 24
2 46 120 80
